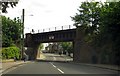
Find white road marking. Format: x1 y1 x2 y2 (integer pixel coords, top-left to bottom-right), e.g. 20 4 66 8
50 62 56 68
52 65 57 68
49 62 64 74
57 68 64 74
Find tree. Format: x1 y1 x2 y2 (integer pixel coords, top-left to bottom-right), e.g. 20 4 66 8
59 42 73 55
37 43 44 58
38 43 44 51
71 2 101 43
1 1 19 13
71 1 120 64
98 2 120 64
2 16 22 47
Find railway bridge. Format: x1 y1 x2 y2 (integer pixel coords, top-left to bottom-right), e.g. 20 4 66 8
25 26 94 63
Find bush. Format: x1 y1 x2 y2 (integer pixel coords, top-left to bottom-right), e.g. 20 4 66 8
2 47 20 59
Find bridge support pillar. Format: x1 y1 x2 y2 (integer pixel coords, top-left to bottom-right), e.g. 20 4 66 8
25 33 39 60
26 46 38 60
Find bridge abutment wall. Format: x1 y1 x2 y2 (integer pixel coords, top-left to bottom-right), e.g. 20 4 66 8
73 27 94 63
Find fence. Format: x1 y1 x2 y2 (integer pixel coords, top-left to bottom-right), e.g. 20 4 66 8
33 25 76 33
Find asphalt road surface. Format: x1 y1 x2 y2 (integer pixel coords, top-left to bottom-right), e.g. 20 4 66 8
3 53 119 75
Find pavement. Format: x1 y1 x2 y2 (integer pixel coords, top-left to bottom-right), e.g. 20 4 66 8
1 60 30 74
70 62 120 71
0 52 46 74
1 52 119 74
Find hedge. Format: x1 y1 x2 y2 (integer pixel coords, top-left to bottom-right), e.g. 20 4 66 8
2 47 20 59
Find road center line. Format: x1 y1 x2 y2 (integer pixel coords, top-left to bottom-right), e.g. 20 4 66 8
57 68 64 74
50 62 57 68
49 62 64 74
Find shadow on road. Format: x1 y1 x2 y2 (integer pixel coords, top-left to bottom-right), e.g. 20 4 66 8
35 59 73 63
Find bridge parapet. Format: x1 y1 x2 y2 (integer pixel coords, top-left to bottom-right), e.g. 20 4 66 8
32 25 76 33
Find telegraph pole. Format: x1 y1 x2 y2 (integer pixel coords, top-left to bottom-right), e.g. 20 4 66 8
21 9 25 59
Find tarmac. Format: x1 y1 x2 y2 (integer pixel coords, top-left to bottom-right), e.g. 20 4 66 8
1 52 119 75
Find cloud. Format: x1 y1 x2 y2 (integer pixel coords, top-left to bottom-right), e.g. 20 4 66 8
31 1 46 8
3 0 89 33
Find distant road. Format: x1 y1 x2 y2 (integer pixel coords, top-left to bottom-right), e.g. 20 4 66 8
42 53 73 61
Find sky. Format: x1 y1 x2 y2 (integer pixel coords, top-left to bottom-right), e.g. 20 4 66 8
3 0 106 34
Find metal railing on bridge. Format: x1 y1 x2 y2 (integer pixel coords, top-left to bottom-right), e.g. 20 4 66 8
33 25 76 33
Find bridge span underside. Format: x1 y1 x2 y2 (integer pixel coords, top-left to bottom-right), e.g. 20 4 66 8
25 28 93 63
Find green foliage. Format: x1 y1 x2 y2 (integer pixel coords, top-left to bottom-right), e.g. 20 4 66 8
98 2 120 64
38 43 44 51
0 48 2 59
71 2 101 43
60 42 73 53
2 47 20 59
1 2 19 13
2 16 22 47
72 2 120 64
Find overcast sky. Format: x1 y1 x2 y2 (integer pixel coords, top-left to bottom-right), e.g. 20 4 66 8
3 0 105 33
